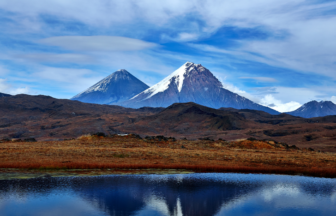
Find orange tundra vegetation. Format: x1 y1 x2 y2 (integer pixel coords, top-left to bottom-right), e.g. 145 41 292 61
0 134 336 178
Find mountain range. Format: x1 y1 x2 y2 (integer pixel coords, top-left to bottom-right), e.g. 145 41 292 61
4 62 335 118
71 69 149 104
73 62 279 115
2 94 336 152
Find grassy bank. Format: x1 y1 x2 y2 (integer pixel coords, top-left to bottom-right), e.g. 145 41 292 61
1 135 336 178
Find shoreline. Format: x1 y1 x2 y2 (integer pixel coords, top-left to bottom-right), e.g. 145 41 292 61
1 164 335 180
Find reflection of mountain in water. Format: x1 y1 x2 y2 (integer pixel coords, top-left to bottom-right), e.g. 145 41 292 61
0 174 336 216
71 175 261 216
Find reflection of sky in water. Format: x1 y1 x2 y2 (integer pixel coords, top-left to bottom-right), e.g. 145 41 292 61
0 173 335 216
0 192 107 216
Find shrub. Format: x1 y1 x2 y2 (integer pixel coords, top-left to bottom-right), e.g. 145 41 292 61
77 134 92 141
92 132 106 137
24 138 37 142
303 134 319 141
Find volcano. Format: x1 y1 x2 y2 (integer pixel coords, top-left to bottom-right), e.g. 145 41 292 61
120 62 279 115
72 69 149 104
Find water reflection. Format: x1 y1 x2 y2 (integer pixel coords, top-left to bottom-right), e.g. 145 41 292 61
0 173 335 216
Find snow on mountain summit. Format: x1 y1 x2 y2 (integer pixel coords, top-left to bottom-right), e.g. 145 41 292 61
71 69 149 105
139 62 202 100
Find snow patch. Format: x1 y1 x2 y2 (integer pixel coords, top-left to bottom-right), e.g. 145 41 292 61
141 62 194 99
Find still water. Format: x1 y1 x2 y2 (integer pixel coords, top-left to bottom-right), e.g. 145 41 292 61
0 173 335 216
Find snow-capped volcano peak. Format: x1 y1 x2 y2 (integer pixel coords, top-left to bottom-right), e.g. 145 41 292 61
121 62 279 115
139 62 206 100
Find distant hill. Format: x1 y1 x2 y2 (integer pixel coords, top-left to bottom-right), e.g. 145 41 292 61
71 69 149 104
0 92 11 98
120 102 249 135
2 94 336 151
120 62 279 115
287 100 336 118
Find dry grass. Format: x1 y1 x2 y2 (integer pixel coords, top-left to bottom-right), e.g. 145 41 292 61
77 134 105 141
0 135 335 178
77 134 93 141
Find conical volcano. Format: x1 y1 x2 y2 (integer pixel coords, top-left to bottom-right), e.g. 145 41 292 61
71 69 149 104
120 62 279 115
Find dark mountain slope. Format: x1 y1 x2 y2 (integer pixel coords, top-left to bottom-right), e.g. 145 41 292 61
0 94 157 140
219 108 303 125
0 92 11 98
119 102 254 135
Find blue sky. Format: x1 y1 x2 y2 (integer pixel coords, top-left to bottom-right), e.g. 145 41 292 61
1 0 336 112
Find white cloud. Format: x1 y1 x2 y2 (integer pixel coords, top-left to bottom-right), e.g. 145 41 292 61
221 82 302 112
0 65 8 76
178 33 199 41
15 53 95 64
33 67 104 92
0 79 31 95
260 94 301 112
9 87 30 95
0 0 196 27
0 79 11 92
39 36 158 52
217 78 305 112
195 1 336 79
187 43 290 70
162 32 200 42
214 73 263 103
331 96 336 104
268 87 320 104
240 77 277 83
1 1 336 80
222 82 256 100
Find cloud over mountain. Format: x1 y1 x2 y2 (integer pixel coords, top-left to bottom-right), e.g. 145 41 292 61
0 0 336 106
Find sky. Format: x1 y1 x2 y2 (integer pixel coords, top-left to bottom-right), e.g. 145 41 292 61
0 0 336 112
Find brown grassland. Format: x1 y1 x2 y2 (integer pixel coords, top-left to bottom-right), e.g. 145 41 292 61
1 134 336 178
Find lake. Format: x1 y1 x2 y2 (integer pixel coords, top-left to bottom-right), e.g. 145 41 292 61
0 173 335 216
